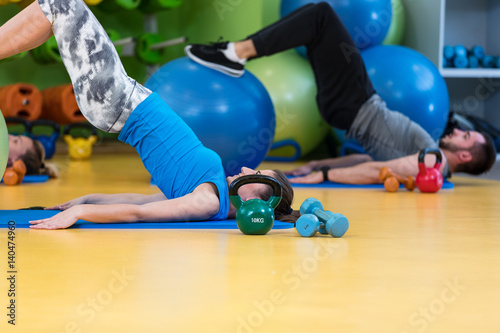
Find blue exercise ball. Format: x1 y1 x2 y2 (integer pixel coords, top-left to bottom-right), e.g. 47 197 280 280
280 0 392 53
361 45 449 140
145 57 275 176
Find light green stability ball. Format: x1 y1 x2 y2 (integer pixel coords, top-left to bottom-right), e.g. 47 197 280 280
246 51 330 159
0 111 9 178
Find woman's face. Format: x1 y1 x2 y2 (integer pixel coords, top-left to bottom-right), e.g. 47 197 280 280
226 167 277 201
8 134 34 166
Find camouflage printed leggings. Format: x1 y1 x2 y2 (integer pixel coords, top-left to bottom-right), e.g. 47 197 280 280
37 0 151 133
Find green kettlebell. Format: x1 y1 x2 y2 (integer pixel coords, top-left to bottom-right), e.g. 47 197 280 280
229 174 282 235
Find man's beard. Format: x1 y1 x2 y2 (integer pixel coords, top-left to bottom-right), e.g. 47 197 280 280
439 139 461 153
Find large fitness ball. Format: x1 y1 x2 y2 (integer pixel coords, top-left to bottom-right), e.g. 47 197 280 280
361 45 449 140
145 57 275 176
280 0 392 51
0 111 8 178
246 51 330 159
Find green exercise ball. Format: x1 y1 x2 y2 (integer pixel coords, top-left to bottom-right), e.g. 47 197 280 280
383 0 406 45
1 111 8 179
246 51 330 159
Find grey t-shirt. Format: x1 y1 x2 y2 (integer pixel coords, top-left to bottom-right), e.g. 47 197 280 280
346 94 450 177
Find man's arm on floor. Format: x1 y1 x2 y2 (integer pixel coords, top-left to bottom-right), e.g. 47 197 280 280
285 154 374 176
290 153 420 184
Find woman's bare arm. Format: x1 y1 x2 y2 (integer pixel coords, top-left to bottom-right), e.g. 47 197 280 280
32 183 220 229
45 193 168 210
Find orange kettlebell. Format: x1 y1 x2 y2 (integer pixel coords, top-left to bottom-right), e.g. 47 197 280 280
3 160 27 186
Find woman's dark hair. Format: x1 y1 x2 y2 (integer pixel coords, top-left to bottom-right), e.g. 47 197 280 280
18 138 58 177
19 139 44 175
260 169 300 224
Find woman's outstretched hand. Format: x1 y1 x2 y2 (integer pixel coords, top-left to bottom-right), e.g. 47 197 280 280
30 206 80 230
44 196 88 211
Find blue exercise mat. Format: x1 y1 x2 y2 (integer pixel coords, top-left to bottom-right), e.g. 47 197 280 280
1 175 49 184
287 176 454 189
0 210 293 230
21 175 49 183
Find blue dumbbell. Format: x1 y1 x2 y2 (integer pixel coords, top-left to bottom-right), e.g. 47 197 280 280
468 56 479 68
443 58 453 68
296 213 349 238
454 45 467 58
469 45 485 60
494 57 500 69
299 209 332 235
443 45 454 61
298 198 349 238
453 55 468 68
296 214 322 237
482 55 495 68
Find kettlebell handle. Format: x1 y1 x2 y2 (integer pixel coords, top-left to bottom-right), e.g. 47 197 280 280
229 174 282 209
30 119 60 136
64 122 97 137
5 117 32 136
418 148 442 170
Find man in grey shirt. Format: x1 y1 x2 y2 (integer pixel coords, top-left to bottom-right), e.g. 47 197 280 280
186 2 496 184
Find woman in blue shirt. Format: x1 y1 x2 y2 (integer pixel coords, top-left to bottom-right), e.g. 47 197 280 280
0 0 296 229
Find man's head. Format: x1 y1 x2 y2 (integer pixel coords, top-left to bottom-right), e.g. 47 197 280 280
8 134 45 174
439 128 496 175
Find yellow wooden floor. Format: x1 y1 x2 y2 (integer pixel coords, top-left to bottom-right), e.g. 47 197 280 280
1 152 500 333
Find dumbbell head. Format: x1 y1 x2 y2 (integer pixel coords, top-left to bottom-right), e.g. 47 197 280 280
3 169 19 186
13 160 26 175
295 214 320 237
325 213 349 238
384 176 399 192
3 160 27 186
299 197 323 215
135 33 164 65
405 176 416 191
379 166 392 181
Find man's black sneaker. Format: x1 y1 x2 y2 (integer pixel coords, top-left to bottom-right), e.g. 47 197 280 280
185 41 245 78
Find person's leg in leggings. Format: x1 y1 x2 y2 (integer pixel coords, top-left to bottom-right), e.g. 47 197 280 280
0 0 151 133
241 3 316 55
242 2 375 130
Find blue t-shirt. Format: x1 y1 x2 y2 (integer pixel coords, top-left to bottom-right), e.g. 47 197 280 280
118 92 229 220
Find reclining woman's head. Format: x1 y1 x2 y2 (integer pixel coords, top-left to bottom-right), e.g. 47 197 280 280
8 134 57 177
261 170 300 223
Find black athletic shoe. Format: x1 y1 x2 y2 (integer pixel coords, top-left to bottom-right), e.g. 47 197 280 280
185 40 245 77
